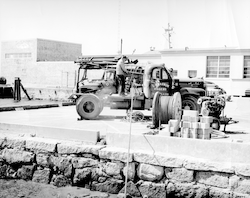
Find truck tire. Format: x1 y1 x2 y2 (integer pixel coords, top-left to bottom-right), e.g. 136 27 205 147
76 94 103 120
152 92 161 127
182 95 199 111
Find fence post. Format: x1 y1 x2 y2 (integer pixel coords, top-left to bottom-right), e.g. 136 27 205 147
14 77 21 102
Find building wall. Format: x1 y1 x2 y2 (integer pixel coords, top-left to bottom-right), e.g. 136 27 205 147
1 39 81 88
161 55 206 78
37 39 81 61
160 49 250 96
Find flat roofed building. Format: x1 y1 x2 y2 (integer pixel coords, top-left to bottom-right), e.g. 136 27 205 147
1 39 82 87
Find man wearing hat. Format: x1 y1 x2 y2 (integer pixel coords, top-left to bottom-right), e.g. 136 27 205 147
116 56 128 96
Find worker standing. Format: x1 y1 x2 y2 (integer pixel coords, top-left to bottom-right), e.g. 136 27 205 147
116 56 128 96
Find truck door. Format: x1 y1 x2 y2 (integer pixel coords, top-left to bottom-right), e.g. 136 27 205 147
150 68 172 97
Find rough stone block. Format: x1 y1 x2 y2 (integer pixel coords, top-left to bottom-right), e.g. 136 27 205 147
104 161 124 177
25 137 57 153
196 171 229 188
57 142 105 156
122 162 136 181
91 166 109 182
229 175 240 191
235 164 250 177
2 136 25 149
73 168 92 186
51 174 71 187
138 181 166 198
0 164 8 178
167 182 209 198
119 181 141 197
36 153 52 167
137 163 164 182
32 168 51 184
165 167 194 182
2 148 34 164
233 192 250 198
209 187 233 198
99 147 133 163
90 178 124 194
17 165 34 180
133 151 184 168
184 159 234 173
51 156 72 177
233 178 250 195
72 157 99 169
0 135 5 148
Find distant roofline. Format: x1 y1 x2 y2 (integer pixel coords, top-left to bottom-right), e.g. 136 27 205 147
159 47 250 55
36 38 81 45
80 53 161 59
1 38 81 46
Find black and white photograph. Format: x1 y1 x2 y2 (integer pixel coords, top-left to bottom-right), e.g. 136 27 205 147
0 0 250 197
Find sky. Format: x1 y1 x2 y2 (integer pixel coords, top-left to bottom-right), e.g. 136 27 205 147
0 0 250 56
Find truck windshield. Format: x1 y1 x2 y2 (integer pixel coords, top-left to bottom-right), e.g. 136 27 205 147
79 69 104 81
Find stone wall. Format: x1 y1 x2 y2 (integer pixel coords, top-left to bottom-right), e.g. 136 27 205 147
1 134 250 197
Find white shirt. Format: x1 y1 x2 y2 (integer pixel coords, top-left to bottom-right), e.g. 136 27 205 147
116 59 128 75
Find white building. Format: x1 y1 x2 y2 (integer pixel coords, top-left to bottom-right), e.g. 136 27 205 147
130 48 250 96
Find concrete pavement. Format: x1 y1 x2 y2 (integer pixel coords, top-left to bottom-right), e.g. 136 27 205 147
0 97 250 143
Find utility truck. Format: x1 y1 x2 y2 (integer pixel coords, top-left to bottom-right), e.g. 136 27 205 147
69 56 206 125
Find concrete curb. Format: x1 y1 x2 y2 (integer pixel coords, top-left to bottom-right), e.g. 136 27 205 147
0 101 74 112
0 122 100 144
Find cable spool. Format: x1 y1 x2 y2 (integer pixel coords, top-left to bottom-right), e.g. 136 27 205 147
160 96 172 124
171 92 182 121
152 92 161 127
158 92 182 124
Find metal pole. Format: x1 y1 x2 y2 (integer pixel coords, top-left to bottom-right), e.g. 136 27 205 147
120 39 123 55
124 83 134 197
67 72 69 88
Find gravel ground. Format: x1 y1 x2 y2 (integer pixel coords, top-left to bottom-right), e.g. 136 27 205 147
0 180 117 198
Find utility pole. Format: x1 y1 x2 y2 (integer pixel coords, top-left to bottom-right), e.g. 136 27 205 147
163 23 174 49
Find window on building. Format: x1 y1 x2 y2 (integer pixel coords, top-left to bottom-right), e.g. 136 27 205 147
206 56 230 78
172 70 178 77
188 70 197 78
243 56 250 79
5 53 31 59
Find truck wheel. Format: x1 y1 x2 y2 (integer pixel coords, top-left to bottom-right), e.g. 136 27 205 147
152 92 161 127
182 96 199 111
76 94 102 120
